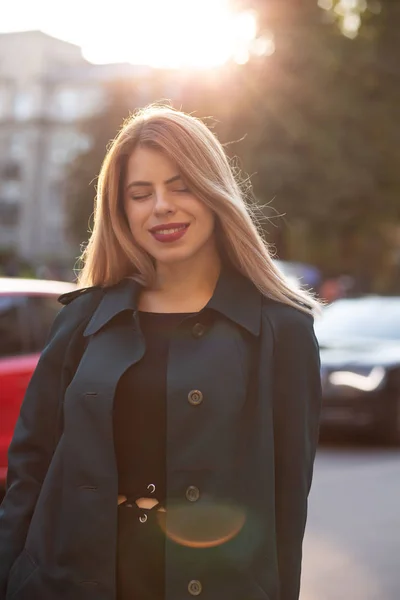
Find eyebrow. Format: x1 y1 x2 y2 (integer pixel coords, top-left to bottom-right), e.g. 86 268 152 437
125 174 182 191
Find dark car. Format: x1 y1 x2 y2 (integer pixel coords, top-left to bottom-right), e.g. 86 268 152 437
314 296 400 444
0 278 75 490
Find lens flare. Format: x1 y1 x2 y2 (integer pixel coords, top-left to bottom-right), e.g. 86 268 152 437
157 500 247 548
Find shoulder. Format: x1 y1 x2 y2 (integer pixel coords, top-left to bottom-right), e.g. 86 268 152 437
58 285 104 307
52 286 105 335
261 298 320 376
261 297 315 344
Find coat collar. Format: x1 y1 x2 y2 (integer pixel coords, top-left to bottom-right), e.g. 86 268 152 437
83 265 262 337
205 265 262 336
83 278 141 337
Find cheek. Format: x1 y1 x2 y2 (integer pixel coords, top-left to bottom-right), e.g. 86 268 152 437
201 208 216 233
190 201 215 229
124 202 147 235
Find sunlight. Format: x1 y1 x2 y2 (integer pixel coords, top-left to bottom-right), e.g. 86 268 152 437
0 0 260 69
81 0 258 68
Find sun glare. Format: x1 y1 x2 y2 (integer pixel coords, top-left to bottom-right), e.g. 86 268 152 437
82 0 257 68
1 0 260 69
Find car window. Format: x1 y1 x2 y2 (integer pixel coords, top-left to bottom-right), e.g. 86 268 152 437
315 298 400 341
27 295 61 352
0 295 30 358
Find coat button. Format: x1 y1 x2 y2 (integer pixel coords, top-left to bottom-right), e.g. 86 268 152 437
188 390 203 406
188 579 202 595
192 323 206 338
186 485 200 502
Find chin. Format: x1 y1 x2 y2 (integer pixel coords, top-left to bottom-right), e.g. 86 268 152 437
152 250 195 265
149 242 208 264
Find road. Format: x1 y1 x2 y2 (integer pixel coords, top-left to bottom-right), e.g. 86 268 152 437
300 437 400 600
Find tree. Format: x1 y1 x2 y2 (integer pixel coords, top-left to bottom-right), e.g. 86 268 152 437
225 0 400 290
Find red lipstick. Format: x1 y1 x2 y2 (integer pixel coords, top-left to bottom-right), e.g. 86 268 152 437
149 222 190 243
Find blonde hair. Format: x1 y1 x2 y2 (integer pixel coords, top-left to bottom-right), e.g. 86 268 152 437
78 104 322 316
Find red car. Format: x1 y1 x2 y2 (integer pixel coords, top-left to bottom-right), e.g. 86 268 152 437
0 278 75 490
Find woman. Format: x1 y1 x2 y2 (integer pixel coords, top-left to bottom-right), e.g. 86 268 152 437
0 105 322 600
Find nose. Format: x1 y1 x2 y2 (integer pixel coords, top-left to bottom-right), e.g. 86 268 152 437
153 189 175 216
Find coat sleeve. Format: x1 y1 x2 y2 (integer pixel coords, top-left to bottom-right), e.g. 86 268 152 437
271 307 322 600
0 297 94 597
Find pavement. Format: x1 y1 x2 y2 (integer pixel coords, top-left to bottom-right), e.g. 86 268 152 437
300 436 400 600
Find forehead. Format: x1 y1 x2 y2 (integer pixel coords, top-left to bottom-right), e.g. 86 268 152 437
125 146 179 181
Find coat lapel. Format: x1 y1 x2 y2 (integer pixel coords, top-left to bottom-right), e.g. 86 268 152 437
67 277 146 456
83 277 141 337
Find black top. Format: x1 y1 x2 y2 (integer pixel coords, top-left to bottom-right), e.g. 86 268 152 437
113 311 196 500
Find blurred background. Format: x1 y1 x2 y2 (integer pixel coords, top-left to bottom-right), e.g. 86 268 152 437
0 1 399 599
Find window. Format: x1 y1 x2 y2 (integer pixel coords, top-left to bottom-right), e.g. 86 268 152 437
0 296 29 358
52 86 104 121
14 91 34 121
54 88 81 121
1 181 21 201
27 295 61 352
51 131 91 165
314 299 400 342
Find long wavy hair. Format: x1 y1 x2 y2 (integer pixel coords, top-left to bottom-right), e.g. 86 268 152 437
78 104 321 316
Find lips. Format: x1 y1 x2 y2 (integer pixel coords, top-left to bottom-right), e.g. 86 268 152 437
149 222 189 233
149 222 190 243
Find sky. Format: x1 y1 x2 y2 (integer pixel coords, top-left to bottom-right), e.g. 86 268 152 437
1 0 259 68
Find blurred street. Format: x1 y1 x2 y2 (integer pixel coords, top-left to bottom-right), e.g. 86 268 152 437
301 438 400 600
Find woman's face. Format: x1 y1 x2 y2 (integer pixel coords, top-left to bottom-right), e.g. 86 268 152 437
123 146 217 267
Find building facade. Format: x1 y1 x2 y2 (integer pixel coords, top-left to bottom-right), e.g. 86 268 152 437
0 31 106 267
0 31 191 271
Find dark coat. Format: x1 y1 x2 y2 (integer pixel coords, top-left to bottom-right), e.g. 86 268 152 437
0 266 321 600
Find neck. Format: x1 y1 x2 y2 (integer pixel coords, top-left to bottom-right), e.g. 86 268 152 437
140 244 222 313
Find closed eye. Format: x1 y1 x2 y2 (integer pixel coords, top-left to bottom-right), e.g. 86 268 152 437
130 187 190 200
131 193 152 201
